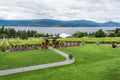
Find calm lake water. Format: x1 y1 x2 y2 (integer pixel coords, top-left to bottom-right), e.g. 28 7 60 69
4 26 119 35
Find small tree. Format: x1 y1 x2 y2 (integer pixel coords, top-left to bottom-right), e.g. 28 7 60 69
95 29 106 37
73 32 87 38
108 33 116 37
45 33 49 37
116 31 120 37
1 41 7 52
21 30 28 39
88 32 95 37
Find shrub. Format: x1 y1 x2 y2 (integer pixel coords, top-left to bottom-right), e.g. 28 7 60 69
96 42 100 45
21 34 28 39
81 42 85 45
1 41 7 52
1 46 6 52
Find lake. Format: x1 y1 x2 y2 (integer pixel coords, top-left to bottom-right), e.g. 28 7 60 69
4 26 119 35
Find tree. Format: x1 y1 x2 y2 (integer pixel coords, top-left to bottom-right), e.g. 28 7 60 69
16 30 23 38
73 32 87 38
21 30 28 39
33 33 39 37
27 30 31 37
115 28 120 34
1 26 5 34
95 29 106 37
29 30 37 37
108 33 116 37
88 32 95 37
45 33 49 37
4 28 8 35
8 28 16 38
114 28 120 37
39 33 45 37
116 31 120 37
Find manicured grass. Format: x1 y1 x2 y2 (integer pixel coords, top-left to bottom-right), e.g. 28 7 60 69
0 50 66 70
0 44 120 80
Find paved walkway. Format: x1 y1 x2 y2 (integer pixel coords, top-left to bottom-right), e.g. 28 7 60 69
0 47 75 76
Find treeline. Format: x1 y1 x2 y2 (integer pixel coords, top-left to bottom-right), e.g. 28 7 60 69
0 26 51 39
73 28 120 38
1 26 120 39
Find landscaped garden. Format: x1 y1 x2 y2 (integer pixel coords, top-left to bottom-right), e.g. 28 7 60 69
1 37 120 50
0 44 120 80
0 0 120 79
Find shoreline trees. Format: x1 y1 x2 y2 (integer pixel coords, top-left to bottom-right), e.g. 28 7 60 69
0 26 51 39
0 26 120 39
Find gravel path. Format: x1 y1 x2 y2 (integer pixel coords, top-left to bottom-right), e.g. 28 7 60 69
0 47 75 76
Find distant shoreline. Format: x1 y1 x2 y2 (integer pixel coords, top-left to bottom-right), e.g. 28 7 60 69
0 26 118 34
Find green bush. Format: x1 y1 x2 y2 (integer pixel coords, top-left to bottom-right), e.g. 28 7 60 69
1 41 7 52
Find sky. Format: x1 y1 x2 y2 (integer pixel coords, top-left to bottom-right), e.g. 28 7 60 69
0 0 120 22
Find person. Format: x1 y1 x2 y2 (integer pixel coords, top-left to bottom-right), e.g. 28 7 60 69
45 39 49 46
68 53 73 60
112 43 117 48
55 42 60 48
41 42 45 49
52 39 56 45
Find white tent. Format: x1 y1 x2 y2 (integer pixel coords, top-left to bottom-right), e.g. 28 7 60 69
59 33 71 38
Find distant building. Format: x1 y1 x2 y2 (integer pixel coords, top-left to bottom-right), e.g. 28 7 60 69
59 33 71 38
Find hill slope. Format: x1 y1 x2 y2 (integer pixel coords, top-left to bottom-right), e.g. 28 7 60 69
0 19 120 27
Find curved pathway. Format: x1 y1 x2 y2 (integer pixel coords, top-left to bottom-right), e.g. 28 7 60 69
0 47 75 76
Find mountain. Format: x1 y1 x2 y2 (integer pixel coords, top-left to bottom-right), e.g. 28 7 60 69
103 21 120 27
0 19 120 27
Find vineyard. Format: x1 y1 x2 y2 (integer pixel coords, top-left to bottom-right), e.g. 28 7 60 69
0 38 43 49
57 37 120 44
0 37 120 50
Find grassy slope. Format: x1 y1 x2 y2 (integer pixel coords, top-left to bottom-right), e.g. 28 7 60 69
0 44 120 80
0 50 65 70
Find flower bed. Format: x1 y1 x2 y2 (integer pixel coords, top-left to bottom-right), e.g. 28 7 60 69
9 45 40 52
61 42 80 47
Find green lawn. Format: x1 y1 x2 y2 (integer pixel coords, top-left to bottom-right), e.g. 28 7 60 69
0 50 66 70
0 44 120 80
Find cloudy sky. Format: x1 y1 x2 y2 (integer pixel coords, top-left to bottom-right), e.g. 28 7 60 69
0 0 120 22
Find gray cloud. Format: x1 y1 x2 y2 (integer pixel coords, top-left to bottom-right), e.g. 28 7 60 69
0 0 120 22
